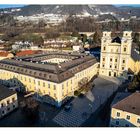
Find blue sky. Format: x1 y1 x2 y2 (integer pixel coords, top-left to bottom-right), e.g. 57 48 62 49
0 4 25 9
0 4 140 9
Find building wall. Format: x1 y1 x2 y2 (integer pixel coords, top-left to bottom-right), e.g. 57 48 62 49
99 31 132 78
128 57 140 74
0 62 99 106
0 94 18 118
110 108 140 127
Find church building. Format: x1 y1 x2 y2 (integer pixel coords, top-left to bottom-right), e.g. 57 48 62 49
99 31 133 78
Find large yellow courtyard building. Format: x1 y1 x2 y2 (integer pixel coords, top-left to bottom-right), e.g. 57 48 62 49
0 51 99 106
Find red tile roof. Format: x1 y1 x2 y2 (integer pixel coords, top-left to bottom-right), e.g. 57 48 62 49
0 51 10 57
16 50 42 57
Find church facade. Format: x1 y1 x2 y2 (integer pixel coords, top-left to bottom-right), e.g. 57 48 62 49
99 31 133 78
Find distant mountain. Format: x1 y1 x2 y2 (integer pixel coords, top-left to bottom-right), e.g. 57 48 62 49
14 5 95 16
1 5 140 19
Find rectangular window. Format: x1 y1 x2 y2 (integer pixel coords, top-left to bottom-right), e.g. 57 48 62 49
124 48 126 52
54 85 56 90
117 112 120 117
123 60 125 63
122 67 124 70
125 124 129 127
137 118 140 124
48 84 50 88
7 107 10 111
12 97 15 102
115 65 117 69
110 58 112 62
115 59 117 62
38 81 40 86
103 58 105 61
126 115 130 120
62 84 64 89
110 65 112 68
43 82 45 87
7 100 10 105
102 64 104 67
103 47 106 51
1 103 4 107
116 121 119 125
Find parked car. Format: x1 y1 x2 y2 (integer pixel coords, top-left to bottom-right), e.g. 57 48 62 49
64 103 72 112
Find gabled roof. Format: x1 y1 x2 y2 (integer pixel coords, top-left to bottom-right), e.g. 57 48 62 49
113 92 140 116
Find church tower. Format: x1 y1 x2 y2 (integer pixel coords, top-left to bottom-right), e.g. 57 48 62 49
118 31 132 76
99 31 132 78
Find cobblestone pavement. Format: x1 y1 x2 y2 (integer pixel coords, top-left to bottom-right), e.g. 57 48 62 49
53 76 121 127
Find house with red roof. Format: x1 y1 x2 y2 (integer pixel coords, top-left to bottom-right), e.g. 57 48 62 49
0 51 14 60
16 50 42 57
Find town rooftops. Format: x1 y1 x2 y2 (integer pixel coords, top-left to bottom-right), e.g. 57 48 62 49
0 85 16 100
16 50 42 57
0 51 11 57
113 92 140 116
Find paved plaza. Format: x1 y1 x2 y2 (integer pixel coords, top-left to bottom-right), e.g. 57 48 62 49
53 76 121 127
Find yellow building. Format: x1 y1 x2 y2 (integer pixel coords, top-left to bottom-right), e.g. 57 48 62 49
0 85 18 119
0 51 99 107
110 92 140 127
128 48 140 74
100 31 132 78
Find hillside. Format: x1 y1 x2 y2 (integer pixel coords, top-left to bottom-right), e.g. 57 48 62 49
0 5 140 18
